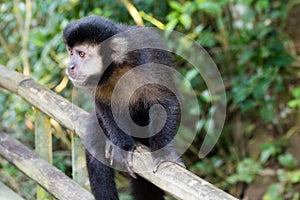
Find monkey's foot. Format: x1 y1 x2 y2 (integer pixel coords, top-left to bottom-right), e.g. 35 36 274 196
152 149 185 173
105 140 137 179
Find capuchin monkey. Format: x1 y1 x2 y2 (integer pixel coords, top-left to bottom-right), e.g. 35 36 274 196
63 16 183 200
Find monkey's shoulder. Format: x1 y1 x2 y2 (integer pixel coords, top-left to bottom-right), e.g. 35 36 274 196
94 65 169 106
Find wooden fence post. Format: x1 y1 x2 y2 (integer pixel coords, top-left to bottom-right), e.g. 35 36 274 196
34 108 53 200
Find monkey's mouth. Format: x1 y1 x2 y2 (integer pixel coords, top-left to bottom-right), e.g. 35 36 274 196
70 77 86 85
69 75 86 85
66 69 86 85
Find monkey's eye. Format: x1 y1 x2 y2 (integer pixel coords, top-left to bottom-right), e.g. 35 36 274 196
69 50 73 56
78 51 86 58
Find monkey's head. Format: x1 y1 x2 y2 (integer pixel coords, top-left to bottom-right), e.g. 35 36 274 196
63 16 128 87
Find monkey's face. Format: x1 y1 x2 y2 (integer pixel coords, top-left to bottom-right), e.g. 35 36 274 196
66 44 103 87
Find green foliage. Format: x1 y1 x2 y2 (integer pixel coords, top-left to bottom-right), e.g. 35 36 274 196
288 86 300 108
262 170 300 200
226 158 262 184
190 156 224 176
0 0 299 199
259 140 286 163
198 1 222 15
262 183 284 200
53 153 72 175
278 169 300 184
278 153 298 169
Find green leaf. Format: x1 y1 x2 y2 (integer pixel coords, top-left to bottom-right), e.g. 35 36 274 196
166 11 178 21
197 30 216 47
262 183 284 200
193 24 204 35
198 1 222 15
165 19 178 30
260 143 278 163
288 170 300 183
179 14 192 30
259 103 275 122
29 28 48 47
169 1 183 12
292 87 300 98
238 50 254 65
226 158 261 184
185 68 198 81
292 193 300 200
288 99 300 108
255 0 269 13
201 90 211 103
278 153 298 168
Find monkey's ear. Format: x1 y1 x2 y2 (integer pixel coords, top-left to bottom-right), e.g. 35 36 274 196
110 37 128 64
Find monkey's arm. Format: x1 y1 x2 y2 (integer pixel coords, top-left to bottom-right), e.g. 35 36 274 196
95 104 137 178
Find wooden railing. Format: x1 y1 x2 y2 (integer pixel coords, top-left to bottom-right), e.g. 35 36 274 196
0 65 238 200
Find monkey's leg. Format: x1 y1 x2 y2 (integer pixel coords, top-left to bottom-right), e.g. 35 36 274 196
131 175 164 200
149 102 185 172
86 151 119 200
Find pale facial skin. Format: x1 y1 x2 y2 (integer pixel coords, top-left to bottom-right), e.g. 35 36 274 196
66 44 103 87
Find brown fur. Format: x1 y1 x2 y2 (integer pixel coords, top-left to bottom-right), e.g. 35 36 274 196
94 66 165 107
95 66 131 102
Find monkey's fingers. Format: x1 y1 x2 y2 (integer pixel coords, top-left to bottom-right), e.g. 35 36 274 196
104 140 115 166
126 151 136 179
105 143 112 160
127 150 134 168
109 150 115 166
153 159 185 173
127 167 137 179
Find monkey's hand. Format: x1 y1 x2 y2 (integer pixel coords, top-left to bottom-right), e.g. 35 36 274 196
105 139 137 179
152 145 185 173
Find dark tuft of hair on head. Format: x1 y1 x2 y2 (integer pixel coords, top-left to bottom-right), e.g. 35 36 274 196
63 16 119 47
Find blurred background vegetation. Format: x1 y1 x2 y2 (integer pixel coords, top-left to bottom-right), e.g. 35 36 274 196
1 0 300 199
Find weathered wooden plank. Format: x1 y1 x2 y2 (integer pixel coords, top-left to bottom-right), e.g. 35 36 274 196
132 146 237 200
0 182 25 200
0 65 87 137
0 130 94 200
34 109 53 200
71 132 89 189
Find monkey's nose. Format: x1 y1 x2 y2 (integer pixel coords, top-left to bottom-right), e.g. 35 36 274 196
69 64 76 70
